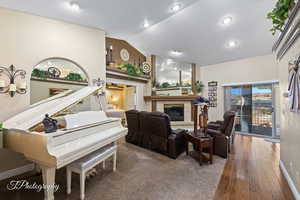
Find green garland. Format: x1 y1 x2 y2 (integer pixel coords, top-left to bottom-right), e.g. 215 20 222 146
119 64 142 77
32 69 85 82
267 0 295 35
66 73 83 81
32 68 47 79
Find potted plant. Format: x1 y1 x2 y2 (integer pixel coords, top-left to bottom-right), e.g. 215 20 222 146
161 82 171 88
267 0 295 35
195 81 204 96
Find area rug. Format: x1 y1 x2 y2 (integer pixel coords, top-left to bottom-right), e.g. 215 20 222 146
0 143 226 200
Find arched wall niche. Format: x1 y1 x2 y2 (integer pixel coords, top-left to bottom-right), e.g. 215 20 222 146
30 57 90 104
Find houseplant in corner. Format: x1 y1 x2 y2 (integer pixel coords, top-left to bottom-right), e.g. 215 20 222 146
267 0 295 35
195 81 204 96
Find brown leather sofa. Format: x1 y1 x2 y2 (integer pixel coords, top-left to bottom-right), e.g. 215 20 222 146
125 110 141 145
207 111 236 158
125 110 186 159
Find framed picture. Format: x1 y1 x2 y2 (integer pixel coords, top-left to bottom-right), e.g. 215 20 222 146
208 81 218 107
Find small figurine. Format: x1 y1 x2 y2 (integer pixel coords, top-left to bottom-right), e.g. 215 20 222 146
42 114 58 133
192 96 209 104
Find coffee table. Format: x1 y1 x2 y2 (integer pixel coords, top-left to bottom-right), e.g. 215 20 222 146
184 130 213 166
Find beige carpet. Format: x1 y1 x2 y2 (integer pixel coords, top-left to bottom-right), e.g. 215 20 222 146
0 143 226 200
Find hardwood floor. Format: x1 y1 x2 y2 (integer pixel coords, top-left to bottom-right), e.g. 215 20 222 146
214 135 295 200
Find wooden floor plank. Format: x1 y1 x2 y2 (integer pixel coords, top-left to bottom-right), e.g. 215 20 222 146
214 135 294 200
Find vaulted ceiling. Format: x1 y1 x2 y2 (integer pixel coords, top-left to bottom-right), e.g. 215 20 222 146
0 0 277 65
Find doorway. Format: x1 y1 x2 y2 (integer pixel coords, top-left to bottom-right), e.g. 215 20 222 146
106 83 137 111
224 83 278 138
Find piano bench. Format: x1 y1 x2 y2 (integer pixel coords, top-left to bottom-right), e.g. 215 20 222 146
66 145 118 200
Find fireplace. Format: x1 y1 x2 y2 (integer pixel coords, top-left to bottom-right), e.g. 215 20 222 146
164 104 184 121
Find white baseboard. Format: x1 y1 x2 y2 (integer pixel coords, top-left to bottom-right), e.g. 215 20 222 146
279 160 300 200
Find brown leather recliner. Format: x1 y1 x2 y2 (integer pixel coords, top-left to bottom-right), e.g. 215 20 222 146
126 110 186 159
207 111 236 158
125 110 142 145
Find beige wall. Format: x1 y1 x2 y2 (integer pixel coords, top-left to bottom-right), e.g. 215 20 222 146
197 55 279 121
275 18 300 193
0 8 106 122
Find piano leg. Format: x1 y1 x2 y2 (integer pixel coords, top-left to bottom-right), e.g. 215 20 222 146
41 166 56 200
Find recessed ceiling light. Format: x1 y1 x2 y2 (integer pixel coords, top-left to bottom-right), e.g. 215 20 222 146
226 40 238 48
170 50 183 56
172 4 181 12
68 1 80 11
167 59 174 65
144 21 150 28
223 16 232 25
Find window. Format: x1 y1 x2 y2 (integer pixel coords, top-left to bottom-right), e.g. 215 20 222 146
155 56 192 96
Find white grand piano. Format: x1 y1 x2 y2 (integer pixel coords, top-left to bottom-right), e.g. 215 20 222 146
3 86 128 200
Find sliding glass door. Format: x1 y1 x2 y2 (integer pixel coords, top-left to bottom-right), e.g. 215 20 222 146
224 83 276 137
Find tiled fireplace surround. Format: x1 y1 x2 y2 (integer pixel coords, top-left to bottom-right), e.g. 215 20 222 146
144 96 198 126
157 101 191 123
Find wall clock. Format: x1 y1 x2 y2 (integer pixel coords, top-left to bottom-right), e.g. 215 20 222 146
120 49 130 61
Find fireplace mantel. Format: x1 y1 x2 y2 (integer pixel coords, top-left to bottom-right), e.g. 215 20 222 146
144 95 198 101
144 96 199 124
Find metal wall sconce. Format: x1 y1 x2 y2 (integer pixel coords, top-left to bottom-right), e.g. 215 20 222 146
93 78 105 96
0 65 27 97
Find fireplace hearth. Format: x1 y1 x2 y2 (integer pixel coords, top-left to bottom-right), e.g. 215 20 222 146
164 104 184 121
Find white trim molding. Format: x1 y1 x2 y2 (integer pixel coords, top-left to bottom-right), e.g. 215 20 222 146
280 160 300 200
221 80 279 87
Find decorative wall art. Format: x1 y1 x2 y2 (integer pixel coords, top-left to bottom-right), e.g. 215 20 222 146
0 65 27 97
208 81 218 107
142 62 152 75
47 67 61 78
120 48 130 61
288 54 300 111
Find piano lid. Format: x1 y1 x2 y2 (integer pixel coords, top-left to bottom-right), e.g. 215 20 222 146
29 89 73 109
3 86 101 130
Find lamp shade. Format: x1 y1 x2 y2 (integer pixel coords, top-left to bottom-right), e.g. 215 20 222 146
17 81 27 89
9 84 17 92
0 80 5 88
